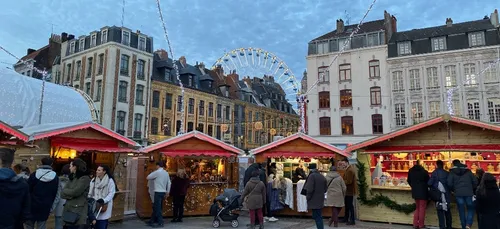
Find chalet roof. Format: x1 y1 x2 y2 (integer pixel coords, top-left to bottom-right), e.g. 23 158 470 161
0 120 29 142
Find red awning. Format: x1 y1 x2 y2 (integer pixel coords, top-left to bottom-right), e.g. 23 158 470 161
261 151 338 158
51 137 138 153
53 143 136 153
161 150 237 157
363 144 500 153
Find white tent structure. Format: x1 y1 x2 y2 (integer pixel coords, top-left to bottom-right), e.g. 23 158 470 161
0 68 98 128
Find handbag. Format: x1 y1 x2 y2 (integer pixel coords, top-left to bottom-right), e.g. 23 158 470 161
62 211 80 224
429 186 442 202
243 183 260 209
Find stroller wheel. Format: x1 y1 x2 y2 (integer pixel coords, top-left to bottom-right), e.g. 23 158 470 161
212 219 221 228
231 220 239 228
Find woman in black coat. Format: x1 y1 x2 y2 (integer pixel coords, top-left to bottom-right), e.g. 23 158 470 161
475 173 500 229
407 161 430 229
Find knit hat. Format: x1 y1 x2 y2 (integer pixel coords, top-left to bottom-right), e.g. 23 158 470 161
308 163 317 170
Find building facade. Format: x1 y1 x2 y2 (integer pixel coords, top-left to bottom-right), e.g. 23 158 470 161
59 26 154 144
306 11 397 145
387 10 500 128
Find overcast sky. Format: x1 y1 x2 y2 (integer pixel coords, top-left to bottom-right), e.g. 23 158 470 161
0 0 498 82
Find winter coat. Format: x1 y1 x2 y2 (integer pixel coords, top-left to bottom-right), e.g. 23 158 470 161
243 163 260 186
428 168 450 201
28 166 60 221
61 174 90 226
304 170 327 210
170 176 190 196
407 164 429 200
242 177 266 210
447 165 477 197
54 175 70 217
0 168 30 229
343 164 358 196
476 180 500 229
325 171 346 207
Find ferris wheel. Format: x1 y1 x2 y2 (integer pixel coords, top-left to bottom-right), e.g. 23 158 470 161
212 47 301 113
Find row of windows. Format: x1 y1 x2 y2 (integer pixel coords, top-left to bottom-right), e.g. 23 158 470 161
397 31 486 56
312 31 385 55
116 111 143 136
69 29 147 54
318 114 383 135
318 87 382 109
392 62 498 91
73 80 145 105
318 60 381 83
150 118 223 139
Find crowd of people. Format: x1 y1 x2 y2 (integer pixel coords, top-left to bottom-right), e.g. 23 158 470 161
408 159 500 229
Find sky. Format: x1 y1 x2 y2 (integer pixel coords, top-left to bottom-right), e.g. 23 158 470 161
0 0 498 83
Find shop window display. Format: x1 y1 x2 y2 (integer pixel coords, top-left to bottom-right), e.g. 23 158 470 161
166 157 229 184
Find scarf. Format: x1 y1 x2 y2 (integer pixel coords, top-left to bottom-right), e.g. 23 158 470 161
90 174 110 200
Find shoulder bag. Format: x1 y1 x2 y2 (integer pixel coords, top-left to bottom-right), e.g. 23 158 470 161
324 176 336 199
243 183 260 209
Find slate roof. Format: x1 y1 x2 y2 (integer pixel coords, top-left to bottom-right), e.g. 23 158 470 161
310 19 386 42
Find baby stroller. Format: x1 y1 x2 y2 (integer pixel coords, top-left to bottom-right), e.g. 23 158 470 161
209 188 242 228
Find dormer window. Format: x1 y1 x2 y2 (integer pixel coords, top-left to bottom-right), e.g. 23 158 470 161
138 36 146 51
188 75 193 86
122 30 130 46
431 37 446 52
91 34 97 47
469 31 485 47
70 42 75 54
101 29 108 43
79 39 85 52
398 41 411 55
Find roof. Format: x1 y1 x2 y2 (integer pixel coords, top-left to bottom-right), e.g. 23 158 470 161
143 131 243 155
250 132 350 157
0 68 95 128
310 19 386 42
389 18 495 43
20 121 140 147
0 120 29 142
346 114 500 152
18 45 49 62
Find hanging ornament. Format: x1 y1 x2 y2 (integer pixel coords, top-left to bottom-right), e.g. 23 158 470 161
254 121 263 130
270 128 277 136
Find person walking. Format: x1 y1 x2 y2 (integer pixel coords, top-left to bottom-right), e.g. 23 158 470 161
0 148 30 229
325 166 346 227
304 164 327 229
342 158 357 225
146 161 171 228
408 160 430 229
447 160 478 229
242 170 266 229
26 157 60 229
54 164 70 229
88 165 117 229
170 169 190 223
475 173 500 229
61 158 91 229
428 160 452 229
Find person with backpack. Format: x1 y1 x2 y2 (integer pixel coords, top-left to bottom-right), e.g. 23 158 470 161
88 165 117 229
408 160 430 229
428 160 452 229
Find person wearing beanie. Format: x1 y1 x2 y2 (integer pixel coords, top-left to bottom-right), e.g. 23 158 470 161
304 163 327 229
61 158 91 229
325 166 346 227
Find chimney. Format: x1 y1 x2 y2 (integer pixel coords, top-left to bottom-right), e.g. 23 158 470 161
27 48 36 55
336 19 344 34
491 9 499 27
155 49 168 60
179 56 187 67
446 18 453 27
68 34 75 40
392 15 397 32
61 32 68 42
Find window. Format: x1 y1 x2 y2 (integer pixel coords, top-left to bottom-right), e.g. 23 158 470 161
395 103 406 126
85 82 91 95
452 100 461 116
431 37 446 52
122 31 130 45
488 99 500 123
426 67 439 88
340 89 352 108
116 111 126 135
338 38 350 50
339 64 351 81
86 57 93 78
74 85 79 89
164 68 172 82
27 71 31 77
318 66 329 83
208 103 214 117
101 30 108 43
207 125 213 136
79 39 84 52
134 113 142 132
177 96 183 112
411 102 423 123
188 98 194 114
369 60 380 78
429 101 441 118
370 87 381 105
319 117 331 135
118 81 128 102
469 32 485 47
216 126 221 140
371 114 383 134
484 61 498 83
75 61 81 80
392 71 404 91
217 104 222 118
97 54 104 75
317 41 329 54
66 63 72 82
225 106 230 120
367 33 380 47
444 65 457 87
351 35 366 49
135 85 144 105
409 69 421 90
463 63 477 86
319 91 330 109
165 93 172 109
137 59 145 80
138 36 146 51
95 80 102 101
329 39 339 52
70 42 75 54
187 122 194 132
91 34 97 47
120 55 129 75
398 41 411 55
176 120 182 135
467 100 480 120
341 116 353 135
150 117 158 135
152 91 160 108
188 75 193 87
199 100 205 115
163 119 171 136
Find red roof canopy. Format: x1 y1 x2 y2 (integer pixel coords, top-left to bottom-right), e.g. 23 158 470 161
0 120 29 142
51 136 138 153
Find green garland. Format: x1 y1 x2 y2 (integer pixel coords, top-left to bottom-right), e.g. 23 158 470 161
356 159 416 214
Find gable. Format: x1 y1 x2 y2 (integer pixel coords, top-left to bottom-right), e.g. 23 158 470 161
271 138 335 153
59 128 114 141
157 137 226 152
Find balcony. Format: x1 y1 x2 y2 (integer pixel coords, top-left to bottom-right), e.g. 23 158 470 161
120 69 129 76
137 73 145 80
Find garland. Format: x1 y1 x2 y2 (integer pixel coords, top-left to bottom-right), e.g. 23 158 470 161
356 159 416 214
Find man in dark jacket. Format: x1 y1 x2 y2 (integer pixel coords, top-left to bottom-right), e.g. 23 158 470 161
26 157 59 229
428 160 452 229
408 160 429 229
0 148 30 229
447 160 478 229
304 164 327 229
244 163 261 187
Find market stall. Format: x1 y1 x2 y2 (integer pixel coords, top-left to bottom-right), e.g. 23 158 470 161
138 131 243 217
0 120 29 147
346 114 500 228
250 133 350 217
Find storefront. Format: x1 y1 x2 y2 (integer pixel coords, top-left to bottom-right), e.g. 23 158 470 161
138 131 243 217
250 133 350 217
346 114 500 228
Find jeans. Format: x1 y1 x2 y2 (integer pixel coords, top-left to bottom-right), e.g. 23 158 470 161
437 209 452 229
344 196 355 223
456 196 474 229
249 208 263 226
150 192 166 226
25 220 47 229
55 216 63 229
413 199 427 228
94 220 109 229
312 209 324 229
172 195 186 220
